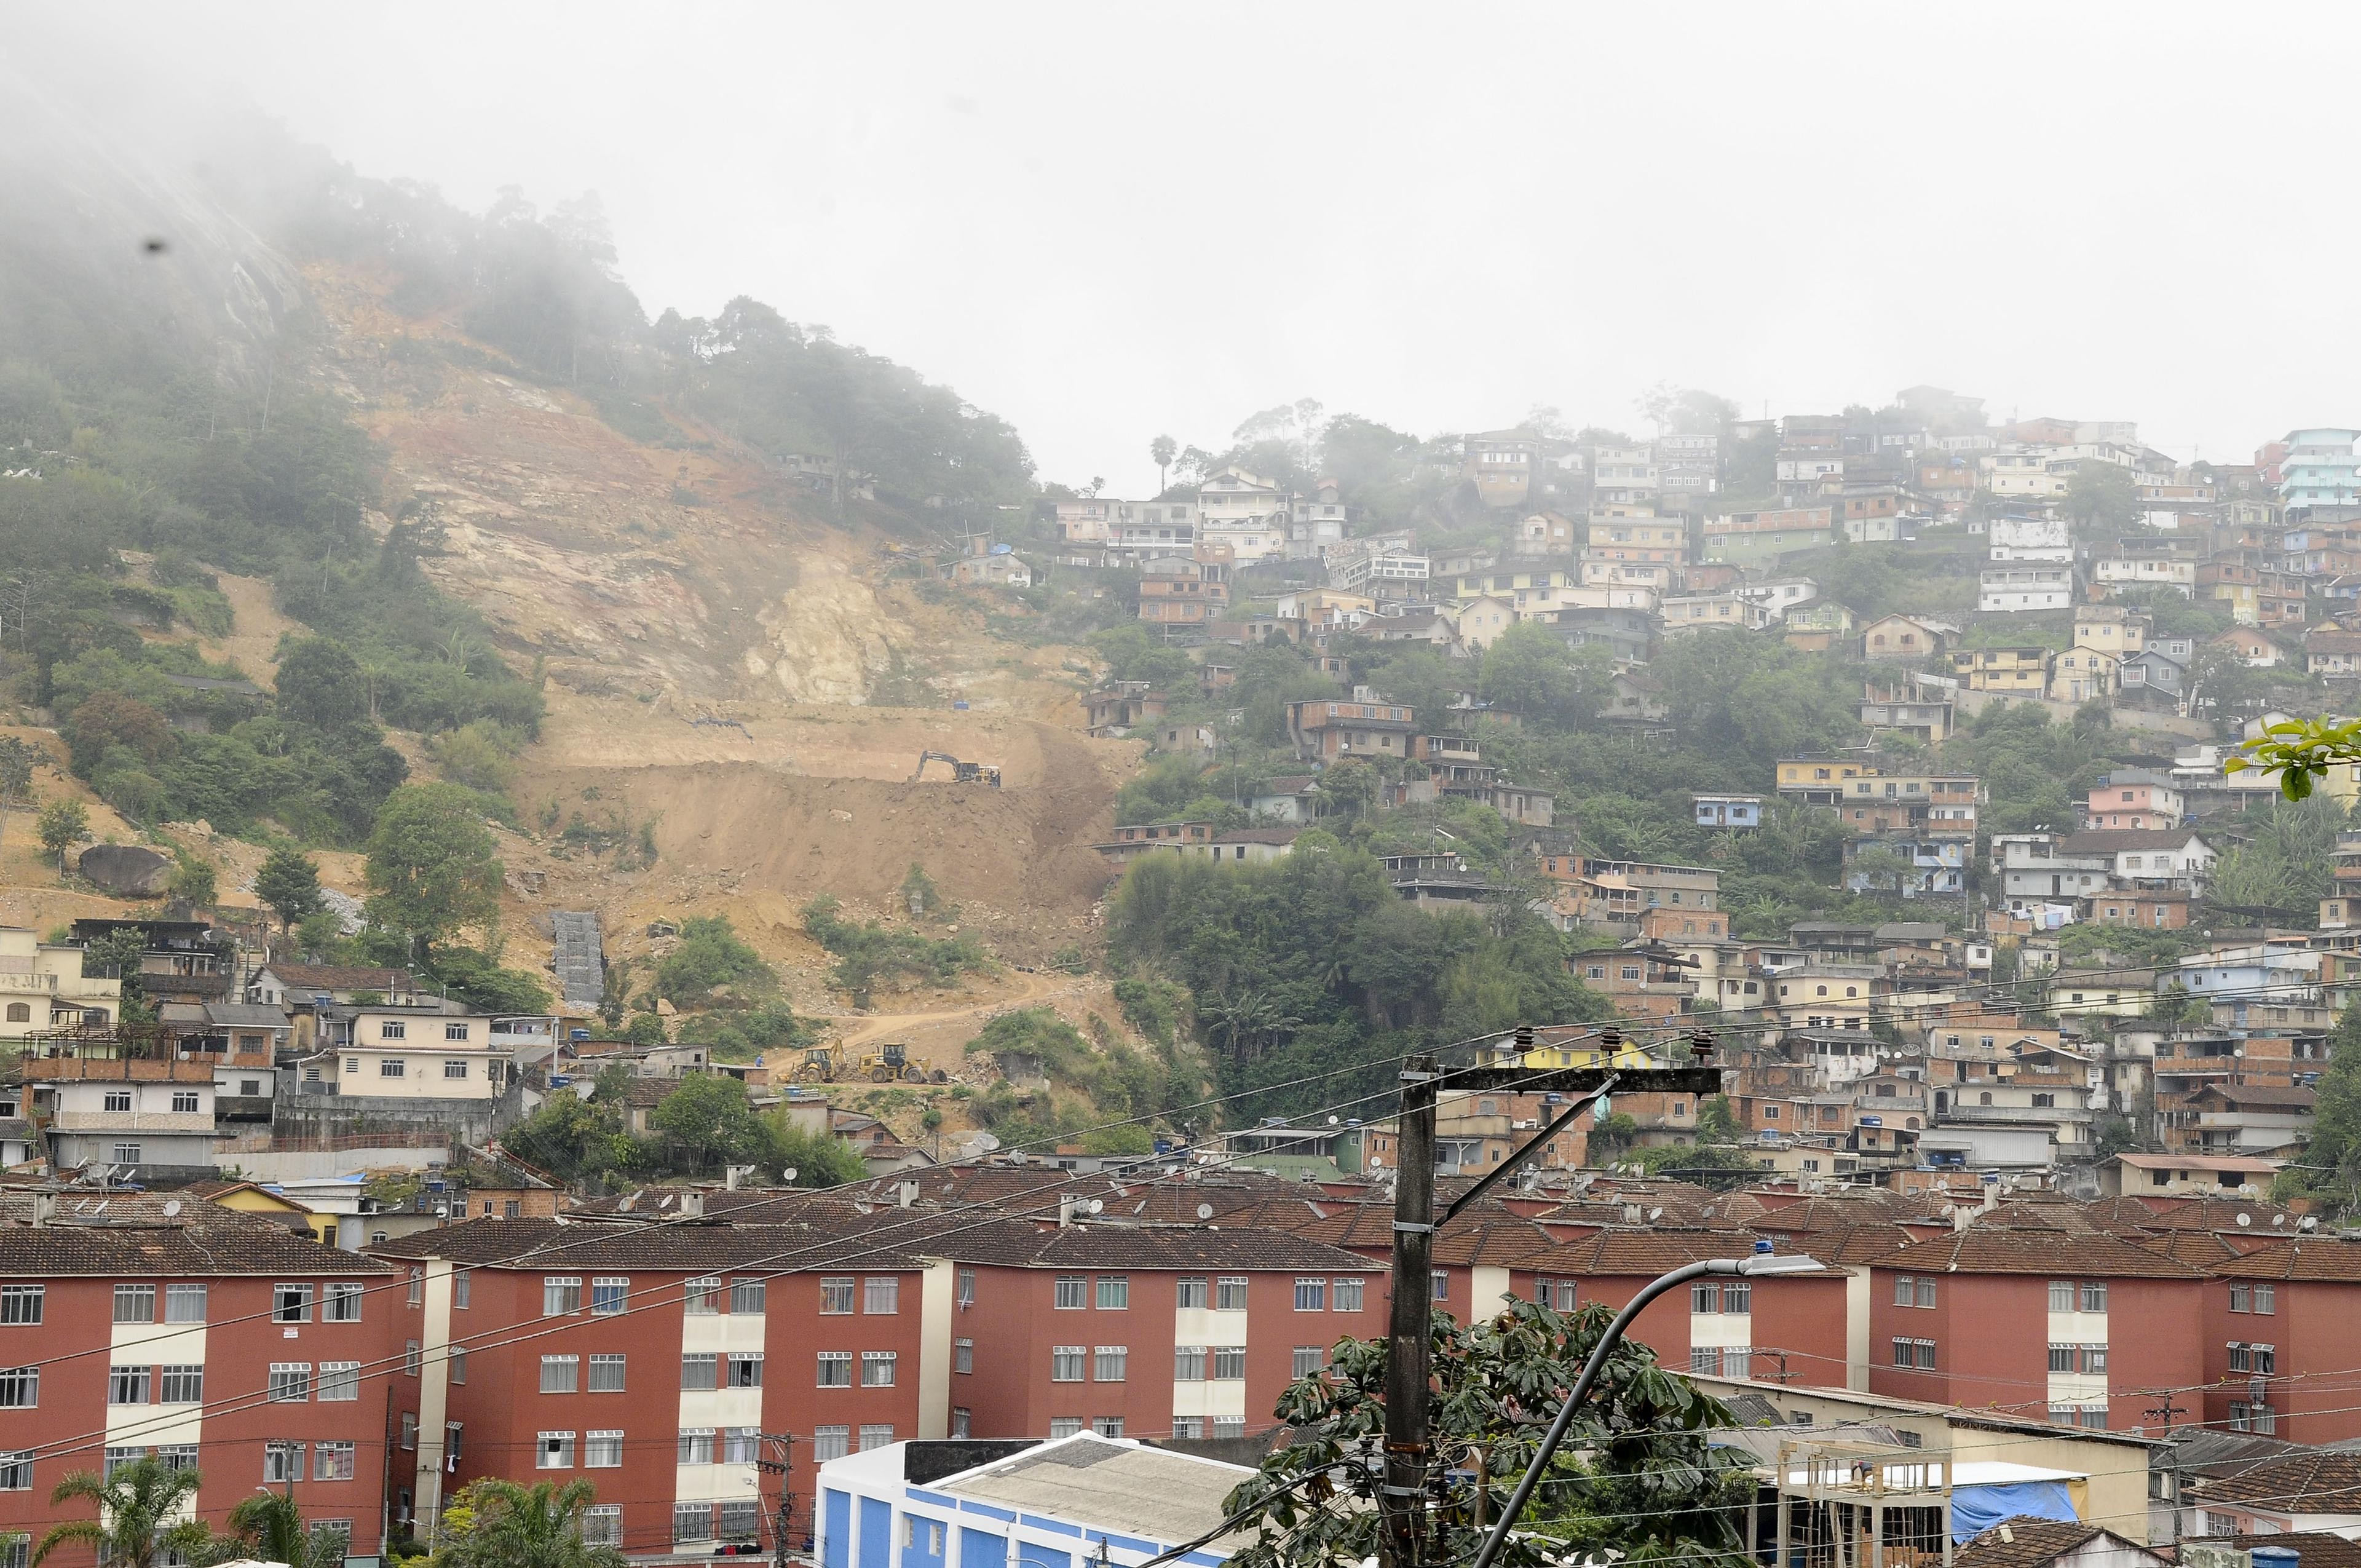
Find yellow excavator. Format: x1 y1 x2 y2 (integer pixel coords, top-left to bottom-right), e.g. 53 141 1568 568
909 751 1002 788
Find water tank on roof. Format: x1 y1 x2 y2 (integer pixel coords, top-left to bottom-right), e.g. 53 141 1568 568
989 542 1013 554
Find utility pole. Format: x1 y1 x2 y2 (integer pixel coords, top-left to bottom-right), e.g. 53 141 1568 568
1380 1053 1440 1568
761 1431 796 1568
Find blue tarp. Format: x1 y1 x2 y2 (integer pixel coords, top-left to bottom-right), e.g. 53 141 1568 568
1950 1484 2078 1543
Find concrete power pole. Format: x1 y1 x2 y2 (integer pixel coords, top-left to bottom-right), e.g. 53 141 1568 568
1380 1054 1441 1568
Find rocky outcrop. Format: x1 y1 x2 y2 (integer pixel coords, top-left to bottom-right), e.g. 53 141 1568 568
79 844 173 897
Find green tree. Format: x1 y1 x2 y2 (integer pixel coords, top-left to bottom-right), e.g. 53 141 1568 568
445 1478 627 1568
0 735 38 850
2064 461 2139 538
1220 1299 1752 1568
647 1075 772 1174
1697 1095 1741 1141
1150 434 1177 494
169 851 218 909
1477 624 1611 728
365 784 503 960
770 1116 869 1186
654 916 777 1004
206 1489 347 1568
31 1455 207 1568
36 798 88 877
276 637 372 730
255 844 326 931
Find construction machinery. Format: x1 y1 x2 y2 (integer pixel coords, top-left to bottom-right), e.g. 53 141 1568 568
796 1048 837 1083
909 751 1002 788
859 1043 930 1083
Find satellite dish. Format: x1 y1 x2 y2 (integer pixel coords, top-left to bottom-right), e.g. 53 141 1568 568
1088 1199 1104 1214
1327 1115 1339 1127
783 1168 799 1184
2237 1213 2252 1227
2272 1214 2286 1227
1648 1206 1663 1222
1196 1203 1214 1221
162 1200 181 1218
1369 1157 1385 1170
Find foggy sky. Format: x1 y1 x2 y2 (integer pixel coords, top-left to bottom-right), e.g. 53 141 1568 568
30 3 2361 491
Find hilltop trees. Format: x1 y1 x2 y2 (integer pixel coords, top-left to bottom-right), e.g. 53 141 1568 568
364 783 502 960
256 845 326 930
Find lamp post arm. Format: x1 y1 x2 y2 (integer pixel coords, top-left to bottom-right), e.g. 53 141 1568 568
1467 1257 1733 1568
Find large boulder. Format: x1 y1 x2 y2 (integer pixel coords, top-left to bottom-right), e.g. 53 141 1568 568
78 844 173 897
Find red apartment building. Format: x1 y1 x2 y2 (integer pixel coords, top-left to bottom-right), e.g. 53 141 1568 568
0 1192 404 1564
928 1223 1383 1443
1858 1224 2208 1430
2205 1237 2361 1441
378 1210 934 1558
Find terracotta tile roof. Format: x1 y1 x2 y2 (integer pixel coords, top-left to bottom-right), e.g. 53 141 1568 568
922 1218 1380 1273
0 1191 392 1275
261 964 414 992
2057 829 2209 853
2185 1450 2361 1511
2212 1236 2361 1283
1544 1227 1793 1276
2137 1229 2242 1269
2134 1196 2301 1235
1286 1203 1559 1268
2188 1084 2317 1111
1958 1519 2151 1568
1849 1224 2207 1280
373 1212 934 1272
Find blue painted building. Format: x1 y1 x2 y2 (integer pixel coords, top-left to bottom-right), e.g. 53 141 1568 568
819 1435 1258 1568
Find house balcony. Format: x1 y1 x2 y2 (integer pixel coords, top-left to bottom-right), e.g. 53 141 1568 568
49 1109 215 1134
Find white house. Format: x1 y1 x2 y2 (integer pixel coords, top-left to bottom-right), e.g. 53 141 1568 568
1980 566 2075 612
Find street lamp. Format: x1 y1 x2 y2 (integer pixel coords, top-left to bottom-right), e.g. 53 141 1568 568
1468 1243 1827 1568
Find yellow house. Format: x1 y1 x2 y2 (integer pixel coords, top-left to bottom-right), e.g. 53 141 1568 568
186 1178 337 1244
2049 646 2120 703
0 927 121 1035
1484 1027 1677 1071
2073 606 2148 657
1451 593 1520 650
1951 647 2051 692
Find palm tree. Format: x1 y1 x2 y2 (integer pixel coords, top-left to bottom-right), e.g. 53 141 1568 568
453 1478 627 1568
31 1456 205 1568
1150 434 1177 496
216 1490 347 1568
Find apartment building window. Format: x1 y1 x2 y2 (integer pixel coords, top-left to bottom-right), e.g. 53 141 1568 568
952 1408 972 1439
1894 1276 1936 1308
1292 1346 1327 1378
588 1276 627 1315
1690 1347 1723 1376
318 1361 361 1401
380 1059 406 1078
401 1414 417 1451
1051 1346 1086 1382
954 1339 973 1374
817 1277 856 1315
812 1427 850 1463
1049 1419 1084 1439
443 1060 468 1079
4 1366 42 1408
313 1440 357 1481
1212 1346 1246 1380
116 1283 157 1323
673 1504 713 1545
156 1444 197 1475
864 1277 900 1314
685 1276 722 1315
453 1271 470 1310
2047 1344 2074 1373
1173 1417 1204 1440
817 1352 852 1387
403 1267 424 1305
104 1447 141 1481
269 1363 311 1401
681 1353 718 1390
857 1352 895 1388
169 1090 200 1114
957 1269 976 1307
2047 1280 2074 1312
583 1430 622 1468
858 1425 895 1452
1053 1274 1088 1309
406 1339 421 1376
0 1451 28 1490
1092 1417 1125 1438
727 1353 765 1388
1176 1277 1207 1309
105 1091 132 1112
540 1355 579 1393
0 1287 41 1325
1093 1346 1127 1382
2228 1343 2277 1376
544 1276 582 1315
1334 1277 1366 1311
731 1278 766 1314
1431 1271 1450 1301
2081 1283 2108 1312
264 1443 304 1484
451 1347 469 1384
571 1351 620 1393
108 1366 151 1405
317 1281 363 1322
1294 1278 1327 1312
1890 1339 1936 1369
1174 1345 1207 1381
160 1364 204 1404
1096 1276 1129 1310
2230 1283 2277 1314
2079 1345 2107 1374
583 1506 622 1545
1217 1277 1249 1310
2230 1403 2277 1435
381 1021 406 1040
718 1500 761 1542
678 1428 716 1465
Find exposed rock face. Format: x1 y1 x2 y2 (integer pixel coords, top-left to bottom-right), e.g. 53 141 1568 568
79 844 173 897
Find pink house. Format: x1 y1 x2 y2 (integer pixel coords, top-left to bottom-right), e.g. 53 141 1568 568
2085 770 2185 831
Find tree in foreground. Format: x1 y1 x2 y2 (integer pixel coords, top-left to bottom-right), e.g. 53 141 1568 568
31 1455 206 1568
196 1490 347 1568
443 1478 627 1568
256 844 326 930
1219 1301 1752 1568
2279 1000 2361 1212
